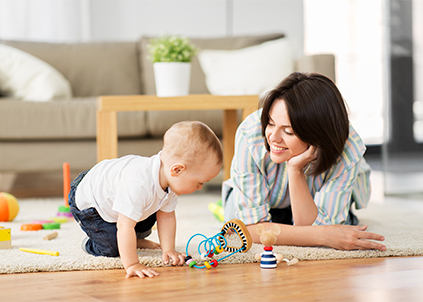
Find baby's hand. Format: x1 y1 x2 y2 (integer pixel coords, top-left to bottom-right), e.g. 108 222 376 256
125 263 159 279
162 250 186 266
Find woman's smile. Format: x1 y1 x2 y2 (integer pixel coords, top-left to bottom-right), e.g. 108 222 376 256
270 144 288 153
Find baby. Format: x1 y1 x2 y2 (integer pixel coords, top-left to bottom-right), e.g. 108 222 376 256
68 121 223 278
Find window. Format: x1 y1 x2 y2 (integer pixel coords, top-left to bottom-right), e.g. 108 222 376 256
304 0 384 146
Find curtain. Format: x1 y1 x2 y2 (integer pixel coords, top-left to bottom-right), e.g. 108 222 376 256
0 0 91 42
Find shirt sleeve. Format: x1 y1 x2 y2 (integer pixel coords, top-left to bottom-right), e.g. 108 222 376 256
225 113 272 225
312 158 369 225
158 194 178 213
312 124 371 225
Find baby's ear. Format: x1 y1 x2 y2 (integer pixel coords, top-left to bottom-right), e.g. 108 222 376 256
255 224 265 235
170 163 186 177
270 224 281 236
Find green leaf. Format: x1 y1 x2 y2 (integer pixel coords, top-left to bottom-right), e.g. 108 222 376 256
147 35 199 63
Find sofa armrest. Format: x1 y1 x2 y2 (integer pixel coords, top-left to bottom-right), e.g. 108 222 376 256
294 54 336 83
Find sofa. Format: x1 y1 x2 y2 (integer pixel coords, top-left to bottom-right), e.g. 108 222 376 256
0 33 335 193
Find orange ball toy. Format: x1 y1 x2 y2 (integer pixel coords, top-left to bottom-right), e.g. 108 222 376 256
0 192 19 222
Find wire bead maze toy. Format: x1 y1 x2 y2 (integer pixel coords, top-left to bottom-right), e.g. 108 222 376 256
185 219 252 269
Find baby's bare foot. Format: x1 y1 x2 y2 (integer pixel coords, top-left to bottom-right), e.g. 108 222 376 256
137 239 161 249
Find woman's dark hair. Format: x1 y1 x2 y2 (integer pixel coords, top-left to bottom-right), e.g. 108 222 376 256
260 72 349 175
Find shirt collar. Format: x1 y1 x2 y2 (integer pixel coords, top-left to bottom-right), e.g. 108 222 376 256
152 151 175 198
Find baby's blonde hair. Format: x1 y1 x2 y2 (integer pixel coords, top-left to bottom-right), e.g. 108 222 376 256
162 121 223 167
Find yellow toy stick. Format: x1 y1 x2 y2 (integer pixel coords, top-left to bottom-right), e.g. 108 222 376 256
19 248 59 256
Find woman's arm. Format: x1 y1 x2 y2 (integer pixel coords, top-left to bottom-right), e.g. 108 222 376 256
286 146 318 225
247 222 386 251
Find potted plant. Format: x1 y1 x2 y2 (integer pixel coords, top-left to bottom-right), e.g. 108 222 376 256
147 35 199 97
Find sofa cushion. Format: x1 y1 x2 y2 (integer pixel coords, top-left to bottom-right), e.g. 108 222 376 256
0 41 141 97
0 139 164 173
198 37 294 96
0 98 147 140
0 44 72 101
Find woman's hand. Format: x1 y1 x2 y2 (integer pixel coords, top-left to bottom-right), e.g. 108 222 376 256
287 145 318 172
320 224 386 251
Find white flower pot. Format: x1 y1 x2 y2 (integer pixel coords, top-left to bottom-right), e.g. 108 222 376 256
153 62 191 97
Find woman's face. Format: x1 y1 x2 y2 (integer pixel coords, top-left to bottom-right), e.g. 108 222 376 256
265 99 309 163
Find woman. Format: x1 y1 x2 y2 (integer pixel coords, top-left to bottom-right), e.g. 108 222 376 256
222 72 385 251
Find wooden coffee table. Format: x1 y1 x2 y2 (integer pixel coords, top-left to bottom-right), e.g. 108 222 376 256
96 94 259 180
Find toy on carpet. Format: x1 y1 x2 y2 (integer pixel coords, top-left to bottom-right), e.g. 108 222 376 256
0 192 19 222
185 218 252 269
19 247 59 256
32 220 54 225
42 222 61 230
58 162 73 218
254 224 299 268
49 217 68 224
20 223 43 231
43 232 58 241
0 226 11 249
63 162 70 206
20 222 61 231
208 199 224 222
19 163 73 233
57 205 72 218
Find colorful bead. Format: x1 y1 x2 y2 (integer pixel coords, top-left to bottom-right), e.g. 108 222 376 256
215 245 224 253
185 255 192 262
188 260 197 268
207 251 214 258
204 261 212 269
186 259 193 266
210 259 218 267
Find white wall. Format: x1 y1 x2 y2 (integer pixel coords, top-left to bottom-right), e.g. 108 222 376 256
0 0 304 54
90 0 304 55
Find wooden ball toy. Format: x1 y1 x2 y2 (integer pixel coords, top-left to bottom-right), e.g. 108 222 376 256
0 192 19 222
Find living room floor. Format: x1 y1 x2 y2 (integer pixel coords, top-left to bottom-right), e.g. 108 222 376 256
2 256 422 302
2 163 423 301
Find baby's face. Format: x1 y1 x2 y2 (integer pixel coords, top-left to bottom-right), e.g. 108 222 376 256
169 160 221 196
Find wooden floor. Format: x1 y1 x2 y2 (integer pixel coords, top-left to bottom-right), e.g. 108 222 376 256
1 257 423 301
2 171 423 301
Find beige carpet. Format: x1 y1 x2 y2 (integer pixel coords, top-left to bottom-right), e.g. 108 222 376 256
1 193 422 274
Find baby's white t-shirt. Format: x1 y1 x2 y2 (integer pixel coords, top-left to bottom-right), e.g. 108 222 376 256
75 153 178 223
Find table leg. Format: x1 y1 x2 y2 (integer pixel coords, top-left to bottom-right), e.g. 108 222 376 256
242 107 257 121
96 110 118 162
223 109 238 181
